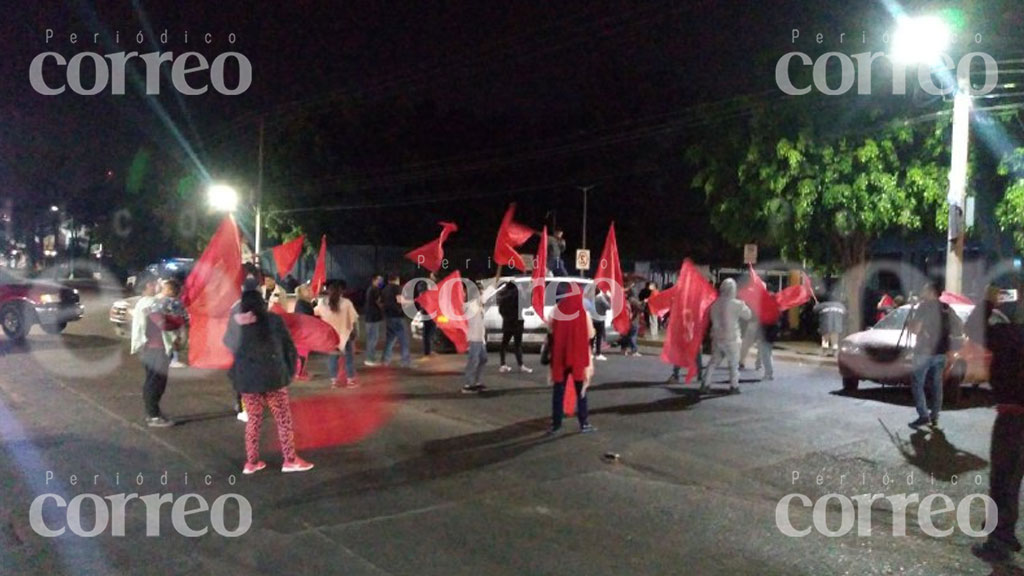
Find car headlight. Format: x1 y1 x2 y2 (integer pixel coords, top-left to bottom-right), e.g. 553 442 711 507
39 293 60 304
839 342 860 354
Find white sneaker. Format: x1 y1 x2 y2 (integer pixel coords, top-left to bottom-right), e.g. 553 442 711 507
236 411 249 423
169 361 186 369
595 354 608 361
519 365 533 374
364 360 380 367
499 365 512 373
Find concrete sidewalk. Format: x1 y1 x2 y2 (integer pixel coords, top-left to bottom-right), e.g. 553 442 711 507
634 336 837 367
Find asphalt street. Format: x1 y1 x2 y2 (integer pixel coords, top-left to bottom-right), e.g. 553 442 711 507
0 292 1020 575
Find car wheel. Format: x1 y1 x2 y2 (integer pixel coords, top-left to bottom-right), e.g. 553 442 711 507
1 303 29 341
41 322 67 335
842 377 859 392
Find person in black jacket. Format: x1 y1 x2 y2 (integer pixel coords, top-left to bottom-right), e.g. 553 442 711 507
363 274 385 366
498 280 532 373
973 286 1024 563
223 283 313 475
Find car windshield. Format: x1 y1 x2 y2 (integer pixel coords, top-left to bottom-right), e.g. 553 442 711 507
873 307 911 330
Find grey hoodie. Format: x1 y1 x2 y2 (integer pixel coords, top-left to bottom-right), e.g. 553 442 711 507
709 278 752 344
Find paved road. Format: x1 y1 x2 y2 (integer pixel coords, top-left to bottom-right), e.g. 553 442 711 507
0 294 1020 575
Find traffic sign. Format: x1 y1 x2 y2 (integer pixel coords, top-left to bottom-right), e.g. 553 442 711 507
575 249 591 271
743 244 758 265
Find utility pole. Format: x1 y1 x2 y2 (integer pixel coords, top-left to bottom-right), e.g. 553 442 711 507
945 80 970 295
254 117 265 266
577 185 595 250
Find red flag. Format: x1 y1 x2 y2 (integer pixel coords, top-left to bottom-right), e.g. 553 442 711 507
271 235 305 278
532 226 548 317
940 291 973 306
776 273 815 311
415 271 469 353
311 235 327 296
405 222 458 273
594 223 630 336
648 284 680 318
493 204 534 271
183 217 244 369
661 260 717 383
276 312 340 353
739 265 781 324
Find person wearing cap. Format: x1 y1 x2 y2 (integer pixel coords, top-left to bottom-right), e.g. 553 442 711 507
223 280 314 474
547 284 596 434
130 274 185 427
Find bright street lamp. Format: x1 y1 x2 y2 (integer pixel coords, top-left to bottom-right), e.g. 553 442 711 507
49 205 59 212
207 184 240 213
890 16 951 66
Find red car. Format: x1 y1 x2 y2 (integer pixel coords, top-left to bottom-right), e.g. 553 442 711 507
0 269 85 341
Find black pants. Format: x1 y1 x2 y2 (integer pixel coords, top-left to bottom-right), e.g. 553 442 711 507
990 411 1024 547
422 320 436 356
552 378 589 430
592 320 605 355
141 348 170 418
500 319 524 366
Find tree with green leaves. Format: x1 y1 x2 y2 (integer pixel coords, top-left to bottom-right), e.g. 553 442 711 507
691 100 953 330
996 148 1024 254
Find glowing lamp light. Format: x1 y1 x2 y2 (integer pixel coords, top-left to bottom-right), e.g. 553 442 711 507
890 16 951 65
207 184 239 212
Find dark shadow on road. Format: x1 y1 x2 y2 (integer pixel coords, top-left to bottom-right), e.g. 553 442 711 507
271 416 564 518
590 388 705 416
0 334 121 355
881 420 988 480
833 384 996 411
171 410 239 425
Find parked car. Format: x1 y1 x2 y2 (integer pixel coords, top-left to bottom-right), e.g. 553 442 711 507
111 258 195 338
837 303 1008 405
410 275 619 352
0 268 84 341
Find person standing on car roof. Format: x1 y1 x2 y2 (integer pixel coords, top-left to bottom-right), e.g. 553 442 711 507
130 274 185 428
907 281 953 430
498 279 533 374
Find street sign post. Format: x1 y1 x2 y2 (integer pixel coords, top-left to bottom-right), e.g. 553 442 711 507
743 244 758 265
575 249 591 271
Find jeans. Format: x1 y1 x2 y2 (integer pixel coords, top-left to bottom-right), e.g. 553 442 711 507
757 338 774 378
141 348 170 418
989 411 1024 548
552 378 589 429
911 354 946 419
702 340 740 388
592 321 605 355
365 321 383 362
500 319 524 366
620 324 639 353
383 317 411 365
465 341 488 386
422 320 436 356
327 340 356 381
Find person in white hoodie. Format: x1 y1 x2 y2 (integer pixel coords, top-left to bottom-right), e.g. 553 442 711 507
700 278 752 394
462 281 498 394
131 275 185 427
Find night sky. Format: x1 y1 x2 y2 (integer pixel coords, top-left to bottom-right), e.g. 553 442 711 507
1 1 1021 265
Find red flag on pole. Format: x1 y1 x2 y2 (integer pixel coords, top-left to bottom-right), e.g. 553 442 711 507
270 235 305 279
594 223 630 336
648 284 679 318
493 203 534 271
661 260 717 383
532 226 548 317
775 272 815 311
311 235 327 296
183 217 245 369
415 271 469 353
405 222 458 273
739 265 781 324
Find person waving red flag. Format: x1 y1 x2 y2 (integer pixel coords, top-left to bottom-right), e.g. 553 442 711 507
594 223 631 336
532 226 548 317
415 271 469 353
270 235 305 279
493 204 534 271
661 260 717 383
405 222 458 273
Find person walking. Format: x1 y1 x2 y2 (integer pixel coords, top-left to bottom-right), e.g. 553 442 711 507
907 281 952 430
700 278 752 394
619 286 643 356
131 274 185 427
223 281 313 475
462 282 496 393
498 280 532 374
592 287 610 361
414 273 438 358
548 288 596 434
381 273 411 368
316 280 359 388
972 286 1024 563
363 274 385 366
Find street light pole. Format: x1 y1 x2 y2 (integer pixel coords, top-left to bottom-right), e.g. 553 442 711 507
945 78 971 295
254 117 265 264
577 185 594 250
